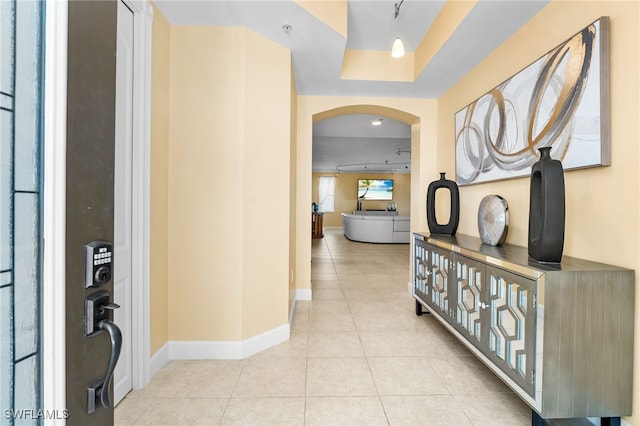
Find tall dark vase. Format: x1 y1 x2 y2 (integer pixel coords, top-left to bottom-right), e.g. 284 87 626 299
528 147 565 263
427 172 460 235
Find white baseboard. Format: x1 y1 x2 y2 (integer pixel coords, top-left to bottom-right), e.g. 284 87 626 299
288 289 312 325
160 323 290 363
149 343 170 379
150 293 313 381
295 288 312 301
289 299 298 325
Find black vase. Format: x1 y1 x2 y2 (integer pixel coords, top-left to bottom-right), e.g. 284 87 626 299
427 172 460 235
528 147 565 263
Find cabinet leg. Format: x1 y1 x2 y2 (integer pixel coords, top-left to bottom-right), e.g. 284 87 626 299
415 300 430 316
531 410 549 426
530 413 619 426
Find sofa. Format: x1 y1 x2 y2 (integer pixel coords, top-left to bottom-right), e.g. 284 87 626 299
341 212 410 243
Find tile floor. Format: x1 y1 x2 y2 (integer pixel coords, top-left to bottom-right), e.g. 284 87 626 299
115 227 533 425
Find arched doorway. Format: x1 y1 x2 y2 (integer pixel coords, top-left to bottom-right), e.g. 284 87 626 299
312 113 411 228
294 102 430 306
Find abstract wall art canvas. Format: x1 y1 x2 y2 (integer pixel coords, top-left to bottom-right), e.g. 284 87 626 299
455 17 610 186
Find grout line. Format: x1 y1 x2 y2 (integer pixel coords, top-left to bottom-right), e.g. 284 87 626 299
120 229 530 425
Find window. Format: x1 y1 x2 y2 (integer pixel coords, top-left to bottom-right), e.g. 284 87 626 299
1 0 44 417
318 176 335 213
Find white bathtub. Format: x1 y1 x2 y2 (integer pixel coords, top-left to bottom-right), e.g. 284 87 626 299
341 213 410 243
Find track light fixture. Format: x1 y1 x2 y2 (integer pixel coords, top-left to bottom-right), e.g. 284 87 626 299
394 0 404 19
335 161 410 173
392 0 405 58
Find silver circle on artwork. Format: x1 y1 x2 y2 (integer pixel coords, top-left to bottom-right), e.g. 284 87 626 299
477 195 509 246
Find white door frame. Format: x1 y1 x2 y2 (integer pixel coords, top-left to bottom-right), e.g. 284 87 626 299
42 1 152 418
42 1 68 419
124 0 153 392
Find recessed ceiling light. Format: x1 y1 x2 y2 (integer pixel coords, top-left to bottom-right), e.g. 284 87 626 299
282 24 293 33
371 118 384 126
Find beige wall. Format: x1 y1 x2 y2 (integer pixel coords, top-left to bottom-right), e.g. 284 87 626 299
165 25 291 342
149 4 640 422
289 67 298 316
149 3 169 355
438 1 640 423
168 25 242 342
239 29 292 338
312 173 411 227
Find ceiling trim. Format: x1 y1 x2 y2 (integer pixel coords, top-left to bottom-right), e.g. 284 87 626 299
294 0 348 39
414 0 477 75
341 49 415 82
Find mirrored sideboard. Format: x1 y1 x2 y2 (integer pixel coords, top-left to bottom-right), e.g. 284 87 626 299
413 232 635 421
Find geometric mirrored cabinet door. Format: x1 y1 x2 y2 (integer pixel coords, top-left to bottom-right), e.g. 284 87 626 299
488 268 535 396
455 256 483 345
429 248 451 318
414 243 429 300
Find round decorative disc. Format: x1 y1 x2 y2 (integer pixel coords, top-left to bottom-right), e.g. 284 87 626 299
477 195 509 246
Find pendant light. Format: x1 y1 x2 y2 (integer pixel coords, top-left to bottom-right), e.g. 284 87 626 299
392 0 405 58
391 38 405 58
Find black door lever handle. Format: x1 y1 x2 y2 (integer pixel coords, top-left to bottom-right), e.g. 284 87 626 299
86 291 123 414
97 319 122 409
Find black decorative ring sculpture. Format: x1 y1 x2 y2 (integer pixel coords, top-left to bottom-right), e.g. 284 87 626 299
426 172 460 236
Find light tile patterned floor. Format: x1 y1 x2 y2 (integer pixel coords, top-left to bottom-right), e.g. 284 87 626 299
115 228 532 425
